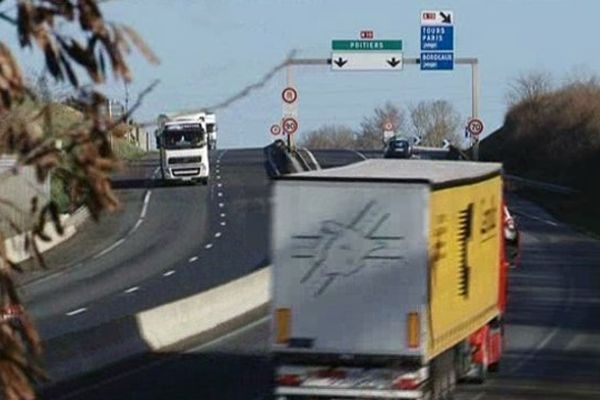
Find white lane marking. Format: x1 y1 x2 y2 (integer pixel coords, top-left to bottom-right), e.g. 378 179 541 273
349 149 368 160
140 190 152 219
93 238 125 259
217 175 221 180
124 286 140 294
188 256 198 263
163 270 176 277
218 203 225 208
220 213 226 218
217 183 223 188
205 243 213 249
508 327 560 373
217 192 223 197
66 307 87 317
515 211 559 227
214 232 222 238
127 218 144 236
220 221 226 226
217 149 228 162
508 262 576 374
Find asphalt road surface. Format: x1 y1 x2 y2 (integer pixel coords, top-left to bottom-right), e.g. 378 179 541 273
40 149 600 399
21 148 271 340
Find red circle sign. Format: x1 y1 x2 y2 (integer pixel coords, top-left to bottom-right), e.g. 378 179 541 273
282 87 298 104
270 124 282 136
467 118 484 136
282 117 299 135
384 121 394 131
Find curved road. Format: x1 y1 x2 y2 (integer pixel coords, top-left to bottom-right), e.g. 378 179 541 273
22 149 271 338
37 148 600 399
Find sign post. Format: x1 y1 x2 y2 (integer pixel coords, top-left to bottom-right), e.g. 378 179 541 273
466 118 484 161
282 117 299 135
383 120 395 143
282 65 299 151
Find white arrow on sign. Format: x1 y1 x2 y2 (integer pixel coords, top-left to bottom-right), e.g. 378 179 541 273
331 52 403 71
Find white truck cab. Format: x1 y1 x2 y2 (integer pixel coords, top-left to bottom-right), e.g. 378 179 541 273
156 112 210 184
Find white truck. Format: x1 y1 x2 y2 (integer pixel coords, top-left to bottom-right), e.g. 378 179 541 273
271 159 509 399
205 112 218 150
155 112 210 184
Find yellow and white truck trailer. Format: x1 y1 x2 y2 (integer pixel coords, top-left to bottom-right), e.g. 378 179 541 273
271 159 508 400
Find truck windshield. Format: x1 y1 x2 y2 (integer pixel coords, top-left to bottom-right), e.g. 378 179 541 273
162 128 205 149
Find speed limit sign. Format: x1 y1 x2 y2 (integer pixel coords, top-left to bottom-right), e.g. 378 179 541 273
282 117 299 135
467 118 484 137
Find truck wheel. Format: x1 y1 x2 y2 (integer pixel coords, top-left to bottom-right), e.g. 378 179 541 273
430 348 457 400
474 363 488 384
202 178 208 186
488 362 500 373
474 329 490 383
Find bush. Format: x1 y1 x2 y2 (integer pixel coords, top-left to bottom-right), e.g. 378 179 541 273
482 75 600 193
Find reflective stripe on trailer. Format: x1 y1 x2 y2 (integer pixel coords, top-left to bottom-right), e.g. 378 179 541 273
275 386 425 399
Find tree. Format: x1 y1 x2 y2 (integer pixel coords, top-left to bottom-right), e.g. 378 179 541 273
409 100 462 147
299 125 356 149
0 2 157 398
506 70 553 106
357 102 406 149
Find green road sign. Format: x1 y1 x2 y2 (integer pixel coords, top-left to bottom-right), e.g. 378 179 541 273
332 40 403 51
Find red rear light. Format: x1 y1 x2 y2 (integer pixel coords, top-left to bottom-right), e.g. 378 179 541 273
276 374 302 386
392 377 420 390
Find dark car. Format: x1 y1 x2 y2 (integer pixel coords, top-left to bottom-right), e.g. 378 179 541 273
384 138 413 159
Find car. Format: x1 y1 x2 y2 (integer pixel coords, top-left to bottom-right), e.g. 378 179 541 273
383 138 413 159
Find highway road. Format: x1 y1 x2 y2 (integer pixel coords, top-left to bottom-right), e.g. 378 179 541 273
34 148 600 399
21 148 277 339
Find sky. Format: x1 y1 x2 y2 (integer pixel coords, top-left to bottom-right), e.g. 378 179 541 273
2 0 600 148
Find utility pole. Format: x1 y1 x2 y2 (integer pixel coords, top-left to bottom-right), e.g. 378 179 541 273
285 64 294 151
471 61 480 161
124 81 130 117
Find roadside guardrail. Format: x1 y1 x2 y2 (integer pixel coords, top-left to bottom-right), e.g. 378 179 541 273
504 174 579 195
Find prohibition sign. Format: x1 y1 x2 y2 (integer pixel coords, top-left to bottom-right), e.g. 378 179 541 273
282 117 299 135
282 87 298 104
270 124 282 136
